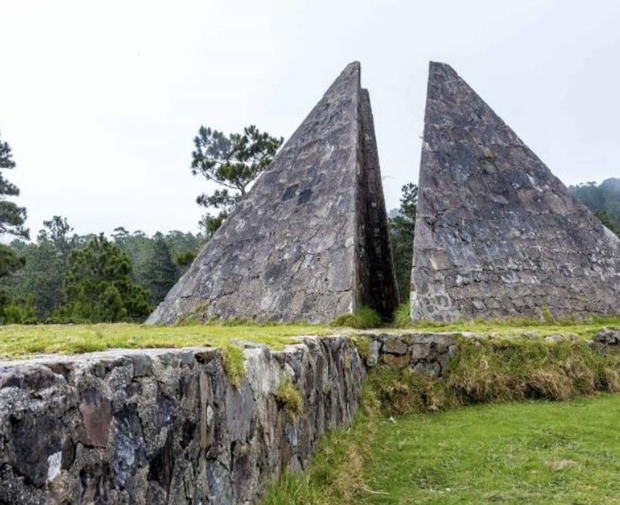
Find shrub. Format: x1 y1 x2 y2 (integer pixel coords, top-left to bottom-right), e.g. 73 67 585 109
331 306 382 329
392 302 411 328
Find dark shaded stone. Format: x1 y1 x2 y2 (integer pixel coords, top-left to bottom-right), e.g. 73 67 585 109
78 387 112 448
9 414 63 487
280 184 298 201
147 431 174 495
297 188 313 204
79 466 119 505
147 62 398 324
411 62 620 322
0 368 23 389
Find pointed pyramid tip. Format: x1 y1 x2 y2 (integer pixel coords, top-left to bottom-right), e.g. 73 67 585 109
342 61 361 78
429 61 459 77
429 60 451 68
324 61 361 93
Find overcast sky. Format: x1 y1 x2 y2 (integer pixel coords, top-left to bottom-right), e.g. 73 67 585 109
1 0 618 238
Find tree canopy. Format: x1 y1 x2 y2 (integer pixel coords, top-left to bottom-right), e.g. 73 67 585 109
59 234 150 322
0 131 29 322
569 179 620 238
191 125 283 238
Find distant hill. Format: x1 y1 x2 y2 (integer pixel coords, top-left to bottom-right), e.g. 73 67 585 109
569 178 620 235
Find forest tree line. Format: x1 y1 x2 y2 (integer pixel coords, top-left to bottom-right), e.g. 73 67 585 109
2 223 202 323
0 126 617 325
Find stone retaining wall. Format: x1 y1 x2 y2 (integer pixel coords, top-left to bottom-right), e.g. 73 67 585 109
1 329 617 505
0 337 363 505
364 332 459 376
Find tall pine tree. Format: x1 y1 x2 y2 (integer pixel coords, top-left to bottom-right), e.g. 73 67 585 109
141 234 177 305
0 131 28 322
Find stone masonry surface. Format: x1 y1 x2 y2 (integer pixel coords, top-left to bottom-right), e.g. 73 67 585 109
411 62 620 322
0 338 364 505
2 329 619 504
148 62 398 324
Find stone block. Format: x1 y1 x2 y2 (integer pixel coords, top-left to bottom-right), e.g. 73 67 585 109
381 337 408 355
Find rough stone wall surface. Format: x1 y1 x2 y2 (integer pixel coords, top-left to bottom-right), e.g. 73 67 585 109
411 62 620 322
148 62 398 324
363 332 459 376
4 330 616 504
0 338 364 505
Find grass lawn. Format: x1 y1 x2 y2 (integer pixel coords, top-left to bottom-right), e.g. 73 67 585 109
263 394 620 505
409 315 620 340
0 316 617 360
0 322 333 359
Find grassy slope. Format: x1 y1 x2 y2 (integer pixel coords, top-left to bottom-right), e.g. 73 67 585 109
263 395 620 505
0 317 617 359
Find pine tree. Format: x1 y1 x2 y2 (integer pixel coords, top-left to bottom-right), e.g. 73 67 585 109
0 131 28 240
191 125 283 238
0 131 28 322
61 234 150 322
141 235 178 305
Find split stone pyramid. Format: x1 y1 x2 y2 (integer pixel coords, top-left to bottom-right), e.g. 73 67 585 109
148 62 399 324
410 62 620 322
149 61 619 325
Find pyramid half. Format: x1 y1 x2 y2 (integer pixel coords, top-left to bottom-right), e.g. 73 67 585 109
411 62 619 322
148 62 399 324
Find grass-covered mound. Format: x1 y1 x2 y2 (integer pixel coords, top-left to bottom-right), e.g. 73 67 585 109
262 337 620 505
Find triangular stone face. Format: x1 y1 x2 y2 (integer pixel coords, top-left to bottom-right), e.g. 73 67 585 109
149 62 398 324
411 62 620 322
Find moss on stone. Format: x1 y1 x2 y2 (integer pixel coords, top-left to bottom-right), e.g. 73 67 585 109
274 379 304 420
221 344 246 388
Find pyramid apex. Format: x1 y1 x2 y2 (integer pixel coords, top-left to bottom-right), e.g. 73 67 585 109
428 61 460 78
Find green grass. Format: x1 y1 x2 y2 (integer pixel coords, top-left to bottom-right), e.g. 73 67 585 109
262 394 620 505
0 322 332 360
395 300 620 337
332 306 383 329
263 338 620 505
274 379 304 420
221 344 246 387
392 302 411 328
366 337 620 416
0 316 617 360
409 315 620 340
